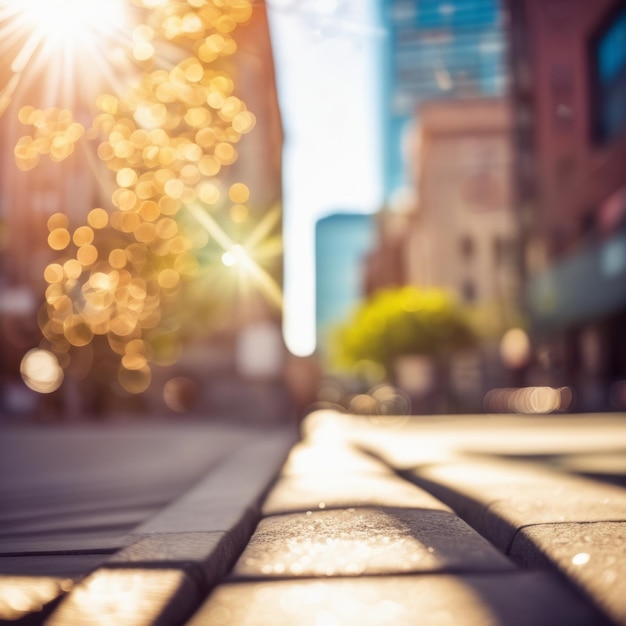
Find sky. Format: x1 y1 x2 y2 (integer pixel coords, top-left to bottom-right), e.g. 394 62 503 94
266 0 385 357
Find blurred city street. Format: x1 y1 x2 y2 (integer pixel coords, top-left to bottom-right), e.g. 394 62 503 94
0 0 625 623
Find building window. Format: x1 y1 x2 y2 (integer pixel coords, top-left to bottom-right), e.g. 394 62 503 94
590 3 626 143
459 235 475 259
580 209 597 238
493 236 505 263
462 280 476 302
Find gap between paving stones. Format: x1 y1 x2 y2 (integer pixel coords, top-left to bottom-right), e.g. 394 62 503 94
42 431 296 626
391 467 624 625
224 568 525 584
510 521 626 626
399 468 626 555
103 531 239 595
0 548 120 557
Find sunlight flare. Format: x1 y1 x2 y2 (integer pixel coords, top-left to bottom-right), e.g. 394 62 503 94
5 0 127 55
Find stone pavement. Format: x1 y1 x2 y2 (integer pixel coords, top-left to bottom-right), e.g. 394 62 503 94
1 411 626 625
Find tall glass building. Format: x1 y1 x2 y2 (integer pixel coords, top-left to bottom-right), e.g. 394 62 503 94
381 0 508 198
315 213 375 359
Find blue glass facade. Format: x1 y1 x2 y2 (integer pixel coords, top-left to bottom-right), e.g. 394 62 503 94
595 3 626 141
381 0 508 197
315 214 375 352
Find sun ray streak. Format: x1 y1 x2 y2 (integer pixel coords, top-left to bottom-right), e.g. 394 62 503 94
250 235 283 261
243 204 281 252
0 7 22 21
246 259 284 308
188 203 283 308
0 24 31 58
87 52 135 100
0 72 21 116
187 204 235 252
11 46 56 109
11 29 43 73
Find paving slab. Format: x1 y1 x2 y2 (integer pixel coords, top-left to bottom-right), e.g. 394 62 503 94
0 575 74 625
0 532 133 556
263 472 452 516
186 571 609 626
133 496 260 550
0 508 159 537
44 568 199 626
106 532 238 591
407 459 626 550
0 424 270 562
133 432 295 545
0 555 107 577
341 413 626 468
279 442 393 477
232 507 514 579
510 521 626 626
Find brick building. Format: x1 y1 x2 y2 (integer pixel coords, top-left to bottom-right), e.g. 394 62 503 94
508 0 626 409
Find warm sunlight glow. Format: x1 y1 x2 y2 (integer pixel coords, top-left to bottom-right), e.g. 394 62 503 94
0 576 72 622
9 0 127 54
5 0 272 395
189 204 283 308
222 244 250 268
47 569 187 626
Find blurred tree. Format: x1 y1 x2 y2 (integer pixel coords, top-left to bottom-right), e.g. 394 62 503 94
332 286 477 382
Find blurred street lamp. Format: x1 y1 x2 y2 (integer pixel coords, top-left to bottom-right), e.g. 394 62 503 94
20 348 63 393
499 327 531 370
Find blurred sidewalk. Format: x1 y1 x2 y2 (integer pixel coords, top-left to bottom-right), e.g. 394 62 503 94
1 412 626 625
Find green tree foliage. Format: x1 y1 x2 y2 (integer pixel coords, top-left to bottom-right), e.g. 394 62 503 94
332 286 476 376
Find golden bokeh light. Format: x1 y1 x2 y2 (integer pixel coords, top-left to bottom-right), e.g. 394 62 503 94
10 0 275 395
47 213 68 231
87 208 109 229
157 269 180 289
122 353 148 371
63 315 94 347
197 181 221 204
483 386 573 414
44 264 64 284
229 182 249 203
229 203 248 223
134 41 155 62
63 259 83 280
15 108 85 171
48 228 71 251
73 226 95 247
77 244 98 266
20 349 64 393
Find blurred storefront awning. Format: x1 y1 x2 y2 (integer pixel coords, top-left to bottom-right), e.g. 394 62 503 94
527 227 626 334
